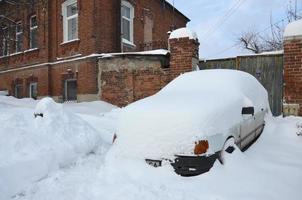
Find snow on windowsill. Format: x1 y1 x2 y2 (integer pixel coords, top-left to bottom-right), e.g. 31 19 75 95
122 39 136 47
9 51 23 56
100 49 170 58
56 54 82 61
0 55 9 59
60 39 80 45
24 48 39 53
0 49 39 59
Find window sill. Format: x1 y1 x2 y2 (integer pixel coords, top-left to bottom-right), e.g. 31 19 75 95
122 39 136 47
24 48 39 53
10 52 23 56
60 39 80 46
0 48 39 59
0 55 10 59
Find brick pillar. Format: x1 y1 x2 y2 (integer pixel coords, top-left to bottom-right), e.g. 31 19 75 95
168 28 200 79
284 20 302 116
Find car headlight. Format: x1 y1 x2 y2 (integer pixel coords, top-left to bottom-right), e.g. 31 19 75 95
194 140 209 155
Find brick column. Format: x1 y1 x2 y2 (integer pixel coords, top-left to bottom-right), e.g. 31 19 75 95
284 20 302 116
168 28 200 79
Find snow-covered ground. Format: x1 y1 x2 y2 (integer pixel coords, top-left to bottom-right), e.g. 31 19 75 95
1 96 302 200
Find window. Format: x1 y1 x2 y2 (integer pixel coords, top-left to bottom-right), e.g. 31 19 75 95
1 27 9 56
30 15 38 49
64 79 77 101
29 82 38 99
121 1 134 44
62 0 78 42
14 84 22 99
16 22 23 52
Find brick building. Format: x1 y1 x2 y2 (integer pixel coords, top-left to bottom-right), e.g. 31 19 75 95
0 0 189 103
283 19 302 116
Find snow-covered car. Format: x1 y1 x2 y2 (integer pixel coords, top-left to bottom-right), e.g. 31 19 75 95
114 69 270 176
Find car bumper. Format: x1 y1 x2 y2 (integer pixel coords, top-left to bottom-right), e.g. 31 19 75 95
171 152 220 176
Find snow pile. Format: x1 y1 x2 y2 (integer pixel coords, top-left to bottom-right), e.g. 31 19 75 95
78 108 122 144
13 116 302 200
0 95 37 108
63 101 117 116
0 90 8 96
169 27 198 40
0 98 104 199
0 95 117 115
114 70 270 159
284 19 302 38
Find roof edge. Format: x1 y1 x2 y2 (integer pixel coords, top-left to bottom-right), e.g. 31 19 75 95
164 0 190 22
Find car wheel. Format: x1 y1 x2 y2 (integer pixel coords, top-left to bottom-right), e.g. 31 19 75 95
219 137 236 164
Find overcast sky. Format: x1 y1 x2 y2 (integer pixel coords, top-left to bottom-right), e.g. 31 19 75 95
167 0 302 59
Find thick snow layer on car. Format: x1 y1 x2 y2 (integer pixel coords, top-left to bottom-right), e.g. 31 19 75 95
169 27 198 40
115 70 270 159
0 98 105 199
284 19 302 38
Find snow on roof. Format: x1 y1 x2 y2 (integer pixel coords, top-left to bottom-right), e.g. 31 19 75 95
169 27 198 40
100 49 170 58
284 19 302 38
202 50 284 61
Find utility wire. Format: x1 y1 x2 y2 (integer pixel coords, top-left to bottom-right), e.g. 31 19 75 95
201 0 247 41
206 9 302 59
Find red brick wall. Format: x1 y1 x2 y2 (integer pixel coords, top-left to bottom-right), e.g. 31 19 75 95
0 2 50 69
0 57 98 100
50 58 98 98
130 0 189 51
101 68 170 107
0 66 50 98
284 38 302 115
0 0 188 70
169 37 200 79
99 35 199 107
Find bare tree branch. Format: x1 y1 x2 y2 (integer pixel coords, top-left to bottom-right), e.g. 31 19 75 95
238 1 301 54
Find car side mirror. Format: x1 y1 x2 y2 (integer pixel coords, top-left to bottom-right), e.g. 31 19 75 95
242 107 254 116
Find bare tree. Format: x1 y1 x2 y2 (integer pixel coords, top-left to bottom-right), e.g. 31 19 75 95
238 1 301 54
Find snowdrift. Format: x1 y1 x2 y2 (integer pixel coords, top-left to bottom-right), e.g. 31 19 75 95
0 98 104 199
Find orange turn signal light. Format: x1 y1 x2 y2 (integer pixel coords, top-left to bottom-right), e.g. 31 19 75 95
194 140 209 155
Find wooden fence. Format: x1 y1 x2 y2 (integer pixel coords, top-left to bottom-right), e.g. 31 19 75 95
199 53 284 116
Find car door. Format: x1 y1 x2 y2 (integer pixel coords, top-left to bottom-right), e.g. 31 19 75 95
239 107 256 149
253 108 266 137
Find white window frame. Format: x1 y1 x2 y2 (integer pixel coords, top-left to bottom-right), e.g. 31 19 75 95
121 1 134 45
29 82 37 99
2 27 9 56
29 15 38 49
15 22 23 52
62 0 79 42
